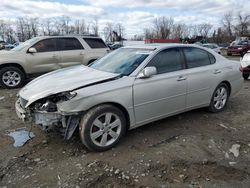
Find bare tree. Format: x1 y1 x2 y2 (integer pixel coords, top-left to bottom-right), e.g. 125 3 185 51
171 23 190 39
197 23 213 37
79 19 87 34
153 16 174 39
234 12 250 35
42 18 54 35
91 18 99 36
0 20 7 41
115 23 125 41
30 18 39 37
103 22 114 42
221 12 234 40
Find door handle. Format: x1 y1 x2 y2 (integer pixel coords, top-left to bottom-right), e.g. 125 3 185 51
213 69 221 74
177 76 187 81
80 52 84 55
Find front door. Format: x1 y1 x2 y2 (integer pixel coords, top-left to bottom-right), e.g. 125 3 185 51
25 38 60 74
133 48 187 125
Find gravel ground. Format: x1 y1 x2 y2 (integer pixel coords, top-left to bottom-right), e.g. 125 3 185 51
1 56 250 188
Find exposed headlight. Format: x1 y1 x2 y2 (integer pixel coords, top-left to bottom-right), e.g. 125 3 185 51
32 91 77 112
238 47 243 50
62 91 77 100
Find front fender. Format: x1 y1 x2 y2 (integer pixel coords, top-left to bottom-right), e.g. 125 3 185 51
57 77 136 128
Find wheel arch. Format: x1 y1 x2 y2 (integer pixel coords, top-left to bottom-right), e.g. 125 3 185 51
0 63 26 78
88 102 131 132
220 80 231 96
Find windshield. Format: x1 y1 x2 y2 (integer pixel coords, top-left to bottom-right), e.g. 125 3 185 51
11 37 40 51
90 48 153 76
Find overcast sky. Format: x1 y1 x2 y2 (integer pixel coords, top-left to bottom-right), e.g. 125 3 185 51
0 0 249 38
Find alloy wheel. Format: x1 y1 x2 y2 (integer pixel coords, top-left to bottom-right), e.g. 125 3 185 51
2 70 21 87
213 86 228 110
90 112 122 147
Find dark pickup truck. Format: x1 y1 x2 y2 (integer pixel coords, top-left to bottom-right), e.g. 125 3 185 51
227 41 250 56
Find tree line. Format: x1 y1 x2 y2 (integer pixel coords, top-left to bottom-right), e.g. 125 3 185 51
0 16 125 43
0 12 250 44
142 12 250 44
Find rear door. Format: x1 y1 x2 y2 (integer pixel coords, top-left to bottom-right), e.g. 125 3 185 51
56 37 85 68
25 38 60 74
133 48 187 125
182 47 221 109
82 38 109 64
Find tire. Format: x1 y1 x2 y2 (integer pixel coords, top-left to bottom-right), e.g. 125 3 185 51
243 74 249 80
208 83 229 113
0 66 25 89
79 104 126 151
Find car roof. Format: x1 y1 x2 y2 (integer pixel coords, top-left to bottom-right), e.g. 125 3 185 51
122 43 208 50
34 35 103 40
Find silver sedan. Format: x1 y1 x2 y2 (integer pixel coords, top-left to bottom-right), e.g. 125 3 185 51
16 44 243 151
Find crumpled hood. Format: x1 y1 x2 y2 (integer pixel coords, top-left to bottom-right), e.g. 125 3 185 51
19 65 119 107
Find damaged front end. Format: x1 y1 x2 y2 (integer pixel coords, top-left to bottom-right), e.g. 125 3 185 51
16 91 81 140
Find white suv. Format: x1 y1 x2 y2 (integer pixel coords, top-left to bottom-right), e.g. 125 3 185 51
0 35 109 88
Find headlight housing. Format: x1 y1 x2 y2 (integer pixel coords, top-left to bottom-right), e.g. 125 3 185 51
31 91 77 112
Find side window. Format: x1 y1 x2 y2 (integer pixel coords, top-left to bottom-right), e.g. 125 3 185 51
208 53 216 64
84 38 107 48
57 38 84 51
32 39 56 53
183 47 211 68
147 48 183 74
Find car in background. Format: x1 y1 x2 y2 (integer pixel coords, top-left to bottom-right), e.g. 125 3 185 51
4 42 21 50
240 50 250 80
203 43 221 54
227 40 250 56
0 35 109 88
0 41 7 50
16 44 242 151
109 43 123 50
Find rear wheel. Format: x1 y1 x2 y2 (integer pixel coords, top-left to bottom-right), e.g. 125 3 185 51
79 105 126 151
0 66 25 89
243 74 249 80
208 83 229 113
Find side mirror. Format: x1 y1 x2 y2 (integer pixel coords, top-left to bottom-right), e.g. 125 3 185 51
137 66 157 79
28 47 37 53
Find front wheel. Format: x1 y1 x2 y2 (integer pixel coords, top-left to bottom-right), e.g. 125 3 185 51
243 74 249 80
79 105 126 151
0 66 25 89
208 83 229 113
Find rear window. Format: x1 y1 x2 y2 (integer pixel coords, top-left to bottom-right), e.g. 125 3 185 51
208 53 216 64
84 38 107 48
57 38 83 51
183 47 211 68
